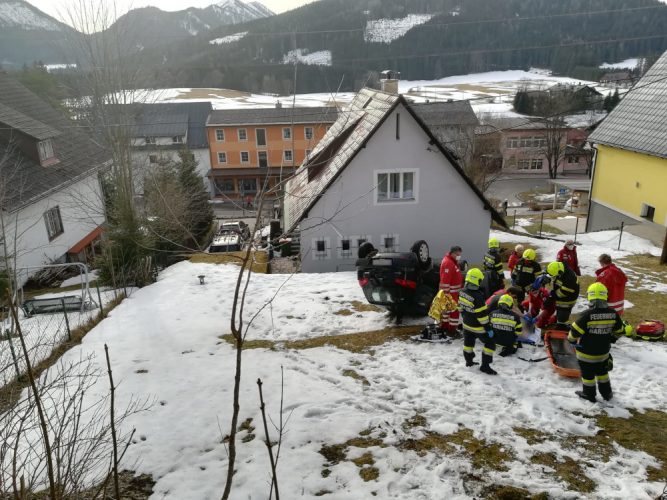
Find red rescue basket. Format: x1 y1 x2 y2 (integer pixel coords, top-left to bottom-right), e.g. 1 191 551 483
635 320 665 341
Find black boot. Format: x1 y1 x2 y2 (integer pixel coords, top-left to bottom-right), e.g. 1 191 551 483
575 390 596 403
463 351 478 367
598 383 613 401
480 353 497 375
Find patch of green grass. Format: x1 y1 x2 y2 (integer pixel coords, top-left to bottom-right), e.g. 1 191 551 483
402 413 428 432
483 484 550 500
359 466 380 482
522 222 565 236
351 451 375 468
530 452 596 493
220 325 422 353
319 443 348 465
334 309 353 316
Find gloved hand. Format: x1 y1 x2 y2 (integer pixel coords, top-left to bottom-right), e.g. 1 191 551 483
486 328 495 338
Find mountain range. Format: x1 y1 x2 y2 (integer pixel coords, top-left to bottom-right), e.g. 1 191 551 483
0 0 274 67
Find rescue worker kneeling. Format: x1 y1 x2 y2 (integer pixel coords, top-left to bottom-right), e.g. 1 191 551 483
569 283 625 402
459 268 495 374
491 294 523 358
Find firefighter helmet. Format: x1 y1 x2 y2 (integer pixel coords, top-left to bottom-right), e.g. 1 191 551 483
465 268 484 287
587 282 608 302
546 261 565 277
488 237 500 249
522 248 536 261
498 294 514 309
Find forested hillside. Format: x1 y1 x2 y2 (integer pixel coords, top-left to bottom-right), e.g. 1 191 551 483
131 0 667 93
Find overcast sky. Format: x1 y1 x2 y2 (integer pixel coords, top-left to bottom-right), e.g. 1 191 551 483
29 0 314 25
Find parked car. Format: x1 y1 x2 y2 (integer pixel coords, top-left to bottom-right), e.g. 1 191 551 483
219 220 250 240
356 240 440 323
208 232 243 253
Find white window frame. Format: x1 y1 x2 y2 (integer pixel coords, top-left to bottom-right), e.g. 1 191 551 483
311 237 331 260
240 151 250 163
351 235 372 253
237 128 247 141
44 206 64 241
283 150 293 163
531 158 543 170
304 127 314 140
380 233 399 252
374 169 418 205
215 129 225 142
283 127 292 140
37 139 55 161
217 152 227 164
172 135 184 144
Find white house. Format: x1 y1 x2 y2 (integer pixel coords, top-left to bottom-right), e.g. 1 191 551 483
124 102 213 195
284 88 505 273
0 74 111 285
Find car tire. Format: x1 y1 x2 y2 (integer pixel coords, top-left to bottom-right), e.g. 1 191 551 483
411 240 430 269
358 242 376 259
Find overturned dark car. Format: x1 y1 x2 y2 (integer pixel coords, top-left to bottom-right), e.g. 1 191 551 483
355 240 441 322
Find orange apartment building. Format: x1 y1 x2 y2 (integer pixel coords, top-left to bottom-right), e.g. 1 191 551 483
206 106 338 202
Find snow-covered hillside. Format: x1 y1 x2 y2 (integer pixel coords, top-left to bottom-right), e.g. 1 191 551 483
600 58 640 69
211 0 274 23
283 48 332 66
364 14 434 43
210 31 248 45
0 1 60 30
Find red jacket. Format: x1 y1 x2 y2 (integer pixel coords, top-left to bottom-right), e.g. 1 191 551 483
439 253 462 296
508 251 520 272
557 246 580 275
596 264 627 313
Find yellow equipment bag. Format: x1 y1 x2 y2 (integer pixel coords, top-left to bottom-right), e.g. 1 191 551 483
428 291 457 321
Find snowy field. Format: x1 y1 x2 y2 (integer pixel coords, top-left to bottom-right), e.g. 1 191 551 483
140 69 615 118
2 228 667 498
0 287 127 387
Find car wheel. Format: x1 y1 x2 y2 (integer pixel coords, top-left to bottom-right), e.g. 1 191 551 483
411 240 430 268
358 242 376 259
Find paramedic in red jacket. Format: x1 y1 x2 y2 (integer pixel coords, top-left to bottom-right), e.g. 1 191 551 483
556 239 581 276
595 254 628 314
439 246 463 334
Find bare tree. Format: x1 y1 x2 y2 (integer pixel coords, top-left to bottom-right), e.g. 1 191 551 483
538 117 567 179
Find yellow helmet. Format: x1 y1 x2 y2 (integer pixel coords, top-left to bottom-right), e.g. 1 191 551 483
623 321 634 337
498 294 514 309
522 248 536 261
488 237 500 249
587 282 608 302
465 268 484 287
547 261 564 277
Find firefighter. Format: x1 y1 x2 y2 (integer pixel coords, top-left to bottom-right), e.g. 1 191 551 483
546 261 580 325
439 246 463 335
510 248 542 301
483 238 505 296
459 268 495 374
556 239 581 276
569 283 625 402
490 294 523 359
595 254 628 315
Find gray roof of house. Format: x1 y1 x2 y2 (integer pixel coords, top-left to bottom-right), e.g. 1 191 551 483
0 103 61 140
588 50 667 158
0 73 111 211
484 116 569 132
410 100 480 127
285 88 505 232
125 102 212 149
207 106 338 126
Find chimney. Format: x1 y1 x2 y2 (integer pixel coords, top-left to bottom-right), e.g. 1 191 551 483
380 70 400 95
275 100 282 109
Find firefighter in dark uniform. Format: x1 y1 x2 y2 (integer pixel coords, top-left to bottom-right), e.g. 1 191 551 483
510 248 541 302
490 294 523 359
483 238 505 296
569 283 625 402
459 268 495 374
546 261 580 325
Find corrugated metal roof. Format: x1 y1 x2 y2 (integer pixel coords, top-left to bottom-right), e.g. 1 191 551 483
588 50 667 159
134 111 188 138
0 74 111 211
207 106 338 126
